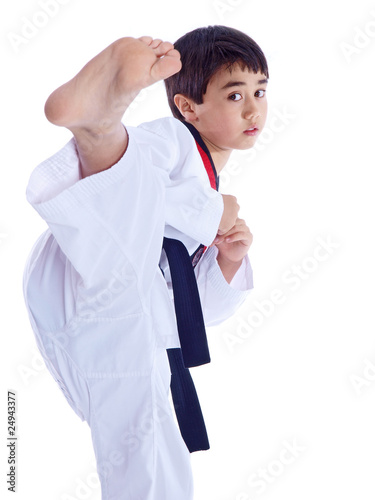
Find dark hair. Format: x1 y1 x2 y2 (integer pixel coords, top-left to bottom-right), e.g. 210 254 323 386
165 25 269 121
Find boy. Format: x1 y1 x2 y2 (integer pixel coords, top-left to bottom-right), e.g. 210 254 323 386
23 25 268 500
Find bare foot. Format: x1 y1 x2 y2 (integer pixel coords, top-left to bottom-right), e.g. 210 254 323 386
44 37 181 176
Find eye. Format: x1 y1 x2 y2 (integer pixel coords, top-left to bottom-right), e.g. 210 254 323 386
255 89 266 98
229 92 242 101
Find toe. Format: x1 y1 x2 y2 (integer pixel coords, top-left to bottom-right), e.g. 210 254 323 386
153 41 175 57
150 48 181 81
138 35 154 45
150 38 163 48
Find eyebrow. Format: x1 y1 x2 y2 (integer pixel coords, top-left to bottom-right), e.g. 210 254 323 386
220 78 269 90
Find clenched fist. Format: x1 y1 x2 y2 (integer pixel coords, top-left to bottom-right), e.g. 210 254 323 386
215 218 253 263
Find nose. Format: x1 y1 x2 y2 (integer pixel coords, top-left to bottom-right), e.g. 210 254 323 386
243 98 260 121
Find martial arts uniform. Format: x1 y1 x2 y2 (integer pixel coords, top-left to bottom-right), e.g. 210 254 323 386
23 117 254 500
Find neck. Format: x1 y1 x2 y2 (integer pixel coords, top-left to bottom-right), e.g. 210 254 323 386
182 120 232 174
208 148 232 174
199 135 232 174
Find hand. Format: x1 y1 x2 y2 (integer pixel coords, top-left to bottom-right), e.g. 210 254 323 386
218 194 240 235
214 218 253 264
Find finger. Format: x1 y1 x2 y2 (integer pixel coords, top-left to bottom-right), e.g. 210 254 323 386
217 225 233 236
217 219 247 236
224 231 253 244
211 235 225 246
220 223 251 239
235 218 246 226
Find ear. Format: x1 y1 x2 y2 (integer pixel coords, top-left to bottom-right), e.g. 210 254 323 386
173 94 199 122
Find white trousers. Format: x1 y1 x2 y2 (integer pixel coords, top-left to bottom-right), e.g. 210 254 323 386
36 328 193 500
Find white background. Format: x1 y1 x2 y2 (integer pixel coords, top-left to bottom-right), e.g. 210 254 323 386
1 0 375 498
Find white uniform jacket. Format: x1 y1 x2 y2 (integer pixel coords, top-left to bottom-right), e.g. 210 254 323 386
24 117 253 356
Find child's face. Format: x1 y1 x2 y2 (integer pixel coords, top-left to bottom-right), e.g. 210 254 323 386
191 64 268 154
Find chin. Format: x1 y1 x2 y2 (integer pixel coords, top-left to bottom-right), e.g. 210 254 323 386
236 141 257 151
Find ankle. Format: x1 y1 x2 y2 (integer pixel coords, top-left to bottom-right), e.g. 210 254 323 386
74 124 128 178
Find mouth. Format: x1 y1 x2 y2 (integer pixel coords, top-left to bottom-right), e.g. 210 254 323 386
243 126 258 136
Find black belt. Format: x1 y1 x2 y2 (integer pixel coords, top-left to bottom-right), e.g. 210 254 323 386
163 237 210 453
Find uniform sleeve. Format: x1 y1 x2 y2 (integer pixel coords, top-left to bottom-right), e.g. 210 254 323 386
26 133 167 299
139 118 224 247
26 118 223 295
194 246 254 326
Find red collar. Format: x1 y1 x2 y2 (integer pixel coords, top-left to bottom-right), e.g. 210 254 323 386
182 121 219 192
